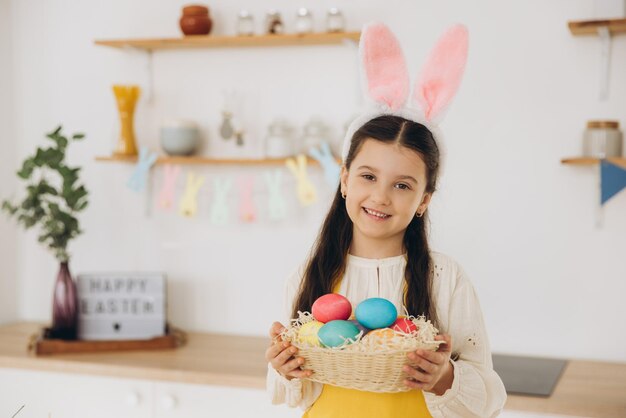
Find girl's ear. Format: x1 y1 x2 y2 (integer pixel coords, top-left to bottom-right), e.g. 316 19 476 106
412 24 469 122
340 165 349 196
361 22 410 111
417 192 432 216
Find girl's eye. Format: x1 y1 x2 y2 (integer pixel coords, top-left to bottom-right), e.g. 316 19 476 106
395 183 411 190
361 174 375 181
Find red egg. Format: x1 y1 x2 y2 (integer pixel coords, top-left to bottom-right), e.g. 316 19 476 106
312 293 352 323
391 317 418 334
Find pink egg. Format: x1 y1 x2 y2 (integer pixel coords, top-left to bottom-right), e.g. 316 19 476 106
391 317 418 334
312 293 352 323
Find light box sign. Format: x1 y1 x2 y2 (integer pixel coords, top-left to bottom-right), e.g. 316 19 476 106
77 272 166 341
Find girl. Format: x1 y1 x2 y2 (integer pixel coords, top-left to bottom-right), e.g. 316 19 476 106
265 23 506 418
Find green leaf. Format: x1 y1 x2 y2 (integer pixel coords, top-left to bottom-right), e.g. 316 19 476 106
17 213 38 229
72 133 85 140
59 166 80 189
74 199 88 211
64 184 88 210
17 159 36 179
47 126 62 138
1 200 18 215
56 135 68 149
38 180 58 196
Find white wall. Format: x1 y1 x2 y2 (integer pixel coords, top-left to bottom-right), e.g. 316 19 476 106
0 0 18 324
5 0 626 362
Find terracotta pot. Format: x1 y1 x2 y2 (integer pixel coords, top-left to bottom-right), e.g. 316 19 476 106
180 5 212 36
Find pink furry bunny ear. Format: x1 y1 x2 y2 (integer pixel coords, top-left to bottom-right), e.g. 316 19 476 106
361 23 410 111
413 24 469 122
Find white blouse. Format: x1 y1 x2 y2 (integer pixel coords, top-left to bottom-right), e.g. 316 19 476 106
266 252 507 418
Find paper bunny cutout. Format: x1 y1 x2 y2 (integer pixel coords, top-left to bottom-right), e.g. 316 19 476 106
238 176 256 223
342 22 469 165
127 146 158 192
179 172 204 218
308 142 340 187
210 177 232 225
264 169 287 221
158 164 181 210
286 154 317 206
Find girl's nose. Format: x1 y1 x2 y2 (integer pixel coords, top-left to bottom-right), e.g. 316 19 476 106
371 185 391 206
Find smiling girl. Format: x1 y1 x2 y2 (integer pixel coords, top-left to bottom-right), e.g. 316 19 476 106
265 23 506 418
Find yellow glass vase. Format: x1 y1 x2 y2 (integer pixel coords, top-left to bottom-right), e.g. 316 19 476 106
112 85 140 156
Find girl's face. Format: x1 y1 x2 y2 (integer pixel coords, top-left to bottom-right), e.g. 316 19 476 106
340 139 432 248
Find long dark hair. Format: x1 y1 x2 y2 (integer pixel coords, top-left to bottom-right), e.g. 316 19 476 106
291 115 441 326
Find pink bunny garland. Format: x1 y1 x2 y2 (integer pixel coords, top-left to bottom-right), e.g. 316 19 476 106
158 164 181 210
342 22 469 166
150 166 315 222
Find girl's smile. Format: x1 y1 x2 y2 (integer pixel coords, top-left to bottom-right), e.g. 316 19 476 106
362 207 391 220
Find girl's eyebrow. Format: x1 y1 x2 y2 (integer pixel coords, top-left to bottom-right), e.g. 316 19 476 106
356 165 418 184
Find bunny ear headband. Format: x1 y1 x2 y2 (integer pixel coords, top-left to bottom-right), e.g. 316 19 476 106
341 22 469 166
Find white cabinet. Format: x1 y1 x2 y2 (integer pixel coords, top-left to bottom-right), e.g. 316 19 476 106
0 368 153 418
153 381 300 418
0 368 300 418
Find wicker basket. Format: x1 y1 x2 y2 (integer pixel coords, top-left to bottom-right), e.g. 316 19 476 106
281 312 443 393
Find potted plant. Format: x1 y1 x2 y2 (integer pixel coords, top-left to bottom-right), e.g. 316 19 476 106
2 126 88 340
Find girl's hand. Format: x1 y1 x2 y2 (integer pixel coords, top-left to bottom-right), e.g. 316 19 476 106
403 334 454 395
265 321 312 381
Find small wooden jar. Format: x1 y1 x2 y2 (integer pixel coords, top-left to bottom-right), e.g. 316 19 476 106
179 5 212 36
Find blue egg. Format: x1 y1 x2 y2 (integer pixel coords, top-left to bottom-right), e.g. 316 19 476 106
318 320 360 348
355 298 397 329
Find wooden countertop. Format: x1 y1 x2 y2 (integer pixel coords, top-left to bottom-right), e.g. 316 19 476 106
0 322 269 389
1 322 625 417
505 360 626 418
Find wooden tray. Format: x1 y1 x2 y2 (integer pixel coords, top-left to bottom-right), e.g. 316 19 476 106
28 325 186 355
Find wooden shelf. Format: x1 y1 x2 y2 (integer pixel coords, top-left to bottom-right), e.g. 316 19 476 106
561 157 626 168
568 18 626 36
95 155 336 166
94 32 361 51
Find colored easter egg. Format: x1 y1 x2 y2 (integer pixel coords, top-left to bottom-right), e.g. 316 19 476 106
312 293 352 323
297 321 324 346
391 317 418 334
318 320 360 348
355 298 397 329
362 327 397 344
348 319 371 336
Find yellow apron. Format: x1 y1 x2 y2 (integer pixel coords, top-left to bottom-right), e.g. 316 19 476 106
302 385 432 418
302 279 433 418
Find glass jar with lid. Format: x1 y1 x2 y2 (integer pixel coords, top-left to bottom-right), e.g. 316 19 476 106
236 10 255 36
264 119 296 158
326 8 346 33
295 8 314 34
300 118 331 153
583 120 623 158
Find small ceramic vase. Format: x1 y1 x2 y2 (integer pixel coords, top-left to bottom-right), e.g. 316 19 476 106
180 5 213 36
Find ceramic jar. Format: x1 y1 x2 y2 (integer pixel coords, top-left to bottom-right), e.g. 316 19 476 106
583 120 623 158
180 5 212 36
265 10 284 34
160 120 200 156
